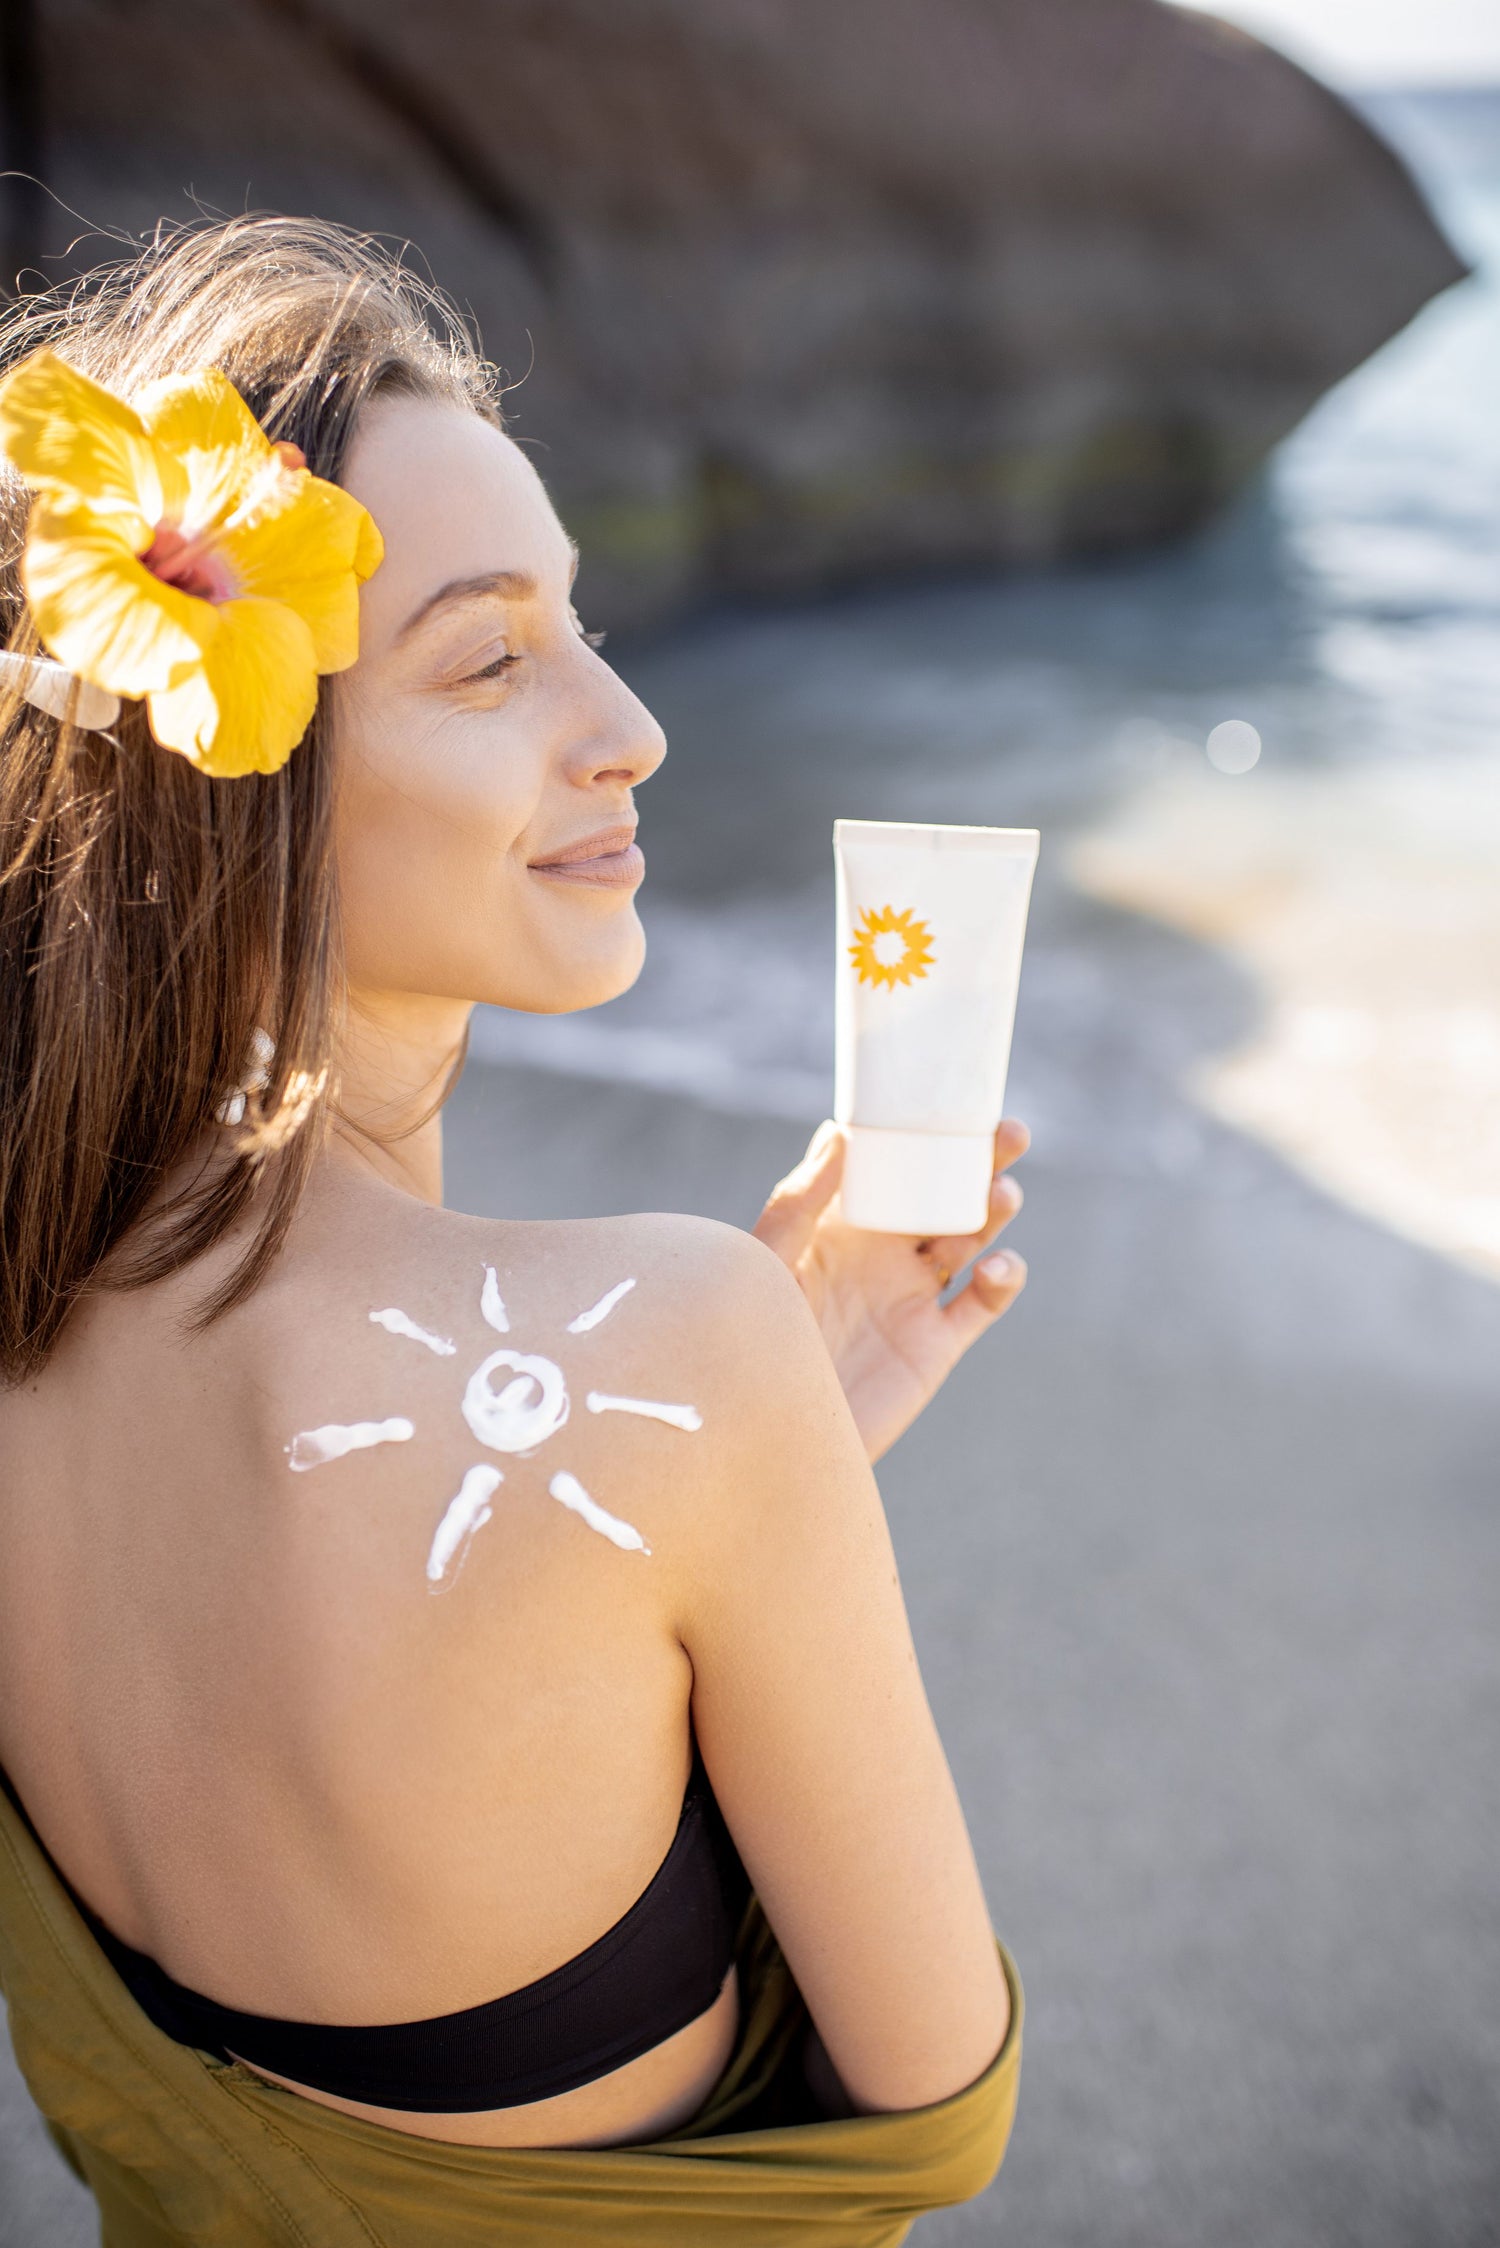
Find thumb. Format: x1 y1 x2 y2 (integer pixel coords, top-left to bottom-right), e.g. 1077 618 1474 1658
752 1121 846 1262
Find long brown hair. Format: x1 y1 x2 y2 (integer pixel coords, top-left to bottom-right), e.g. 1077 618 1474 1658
0 216 501 1384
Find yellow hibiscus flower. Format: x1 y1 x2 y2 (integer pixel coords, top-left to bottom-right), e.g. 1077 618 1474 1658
0 349 383 777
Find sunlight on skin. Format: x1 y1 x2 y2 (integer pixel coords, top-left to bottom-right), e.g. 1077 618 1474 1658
1069 758 1500 1284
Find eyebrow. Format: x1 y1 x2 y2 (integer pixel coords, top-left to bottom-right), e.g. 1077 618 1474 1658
396 542 581 643
396 570 535 642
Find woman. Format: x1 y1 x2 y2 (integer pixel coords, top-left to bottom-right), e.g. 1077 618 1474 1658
0 217 1026 2245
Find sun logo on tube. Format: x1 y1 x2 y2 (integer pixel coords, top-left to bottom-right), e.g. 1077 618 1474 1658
848 904 936 990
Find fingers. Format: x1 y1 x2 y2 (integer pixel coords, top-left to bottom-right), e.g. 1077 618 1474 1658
941 1247 1027 1352
993 1116 1030 1171
918 1158 1024 1279
750 1120 846 1262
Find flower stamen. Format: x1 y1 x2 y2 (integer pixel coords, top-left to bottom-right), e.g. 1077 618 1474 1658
140 523 239 605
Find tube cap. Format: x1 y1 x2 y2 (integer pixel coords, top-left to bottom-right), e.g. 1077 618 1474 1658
839 1125 994 1237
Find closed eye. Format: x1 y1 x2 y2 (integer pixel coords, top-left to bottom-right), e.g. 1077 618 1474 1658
463 651 523 684
459 619 603 684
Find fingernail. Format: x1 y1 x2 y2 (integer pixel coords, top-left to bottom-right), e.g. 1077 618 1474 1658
981 1250 1021 1282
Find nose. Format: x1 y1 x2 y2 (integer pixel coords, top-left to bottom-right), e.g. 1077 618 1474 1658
566 660 667 791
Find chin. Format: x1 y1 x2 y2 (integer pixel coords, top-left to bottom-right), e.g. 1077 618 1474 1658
572 936 647 1012
484 918 646 1015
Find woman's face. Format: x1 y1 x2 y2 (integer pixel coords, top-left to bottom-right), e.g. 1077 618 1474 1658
331 396 666 1016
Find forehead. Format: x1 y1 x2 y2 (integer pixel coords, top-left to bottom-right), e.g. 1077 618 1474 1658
342 396 572 637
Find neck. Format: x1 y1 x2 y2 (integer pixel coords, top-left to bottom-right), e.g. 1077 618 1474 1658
328 988 473 1206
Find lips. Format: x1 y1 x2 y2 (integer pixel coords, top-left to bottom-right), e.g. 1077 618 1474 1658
529 824 644 888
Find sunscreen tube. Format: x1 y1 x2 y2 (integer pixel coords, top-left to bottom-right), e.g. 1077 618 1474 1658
834 819 1039 1235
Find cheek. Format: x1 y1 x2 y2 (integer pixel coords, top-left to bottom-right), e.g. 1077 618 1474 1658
333 696 542 986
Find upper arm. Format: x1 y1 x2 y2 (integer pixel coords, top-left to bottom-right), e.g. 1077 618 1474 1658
656 1225 1009 2113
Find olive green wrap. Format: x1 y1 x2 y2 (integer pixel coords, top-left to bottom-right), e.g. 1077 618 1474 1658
0 1776 1021 2247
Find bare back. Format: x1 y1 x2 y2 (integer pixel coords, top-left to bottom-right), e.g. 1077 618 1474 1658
0 1159 1008 2147
0 1168 743 2143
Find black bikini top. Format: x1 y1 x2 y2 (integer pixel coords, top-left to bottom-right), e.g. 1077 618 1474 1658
1 1748 751 2114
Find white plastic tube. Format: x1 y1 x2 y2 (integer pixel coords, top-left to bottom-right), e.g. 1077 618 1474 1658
834 819 1039 1235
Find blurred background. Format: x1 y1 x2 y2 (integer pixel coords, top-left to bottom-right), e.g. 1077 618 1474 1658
2 4 1497 2243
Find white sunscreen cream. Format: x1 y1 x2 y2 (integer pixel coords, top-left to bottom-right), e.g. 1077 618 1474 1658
426 1464 503 1588
548 1470 651 1555
480 1266 510 1333
586 1391 703 1433
834 818 1039 1234
462 1349 570 1454
287 1417 415 1472
566 1277 636 1334
369 1308 456 1356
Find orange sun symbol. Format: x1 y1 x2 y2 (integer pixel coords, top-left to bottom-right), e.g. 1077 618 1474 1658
848 904 937 990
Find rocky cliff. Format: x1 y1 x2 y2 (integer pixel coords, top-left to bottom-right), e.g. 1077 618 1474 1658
19 0 1469 622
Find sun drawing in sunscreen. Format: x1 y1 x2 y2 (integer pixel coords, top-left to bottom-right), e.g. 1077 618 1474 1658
288 1267 700 1589
480 1266 510 1334
566 1275 636 1333
427 1465 503 1586
586 1391 703 1433
369 1308 456 1356
549 1471 651 1555
287 1418 414 1472
462 1347 570 1454
849 904 936 990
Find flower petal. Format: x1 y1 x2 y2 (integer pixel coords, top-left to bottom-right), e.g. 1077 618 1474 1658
217 475 382 672
22 499 209 697
145 596 318 776
136 370 274 534
353 505 384 584
0 348 167 532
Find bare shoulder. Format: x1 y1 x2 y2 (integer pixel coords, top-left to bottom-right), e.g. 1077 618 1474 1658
463 1207 880 1613
435 1203 828 1439
491 1205 805 1338
253 1194 790 1382
436 1204 847 1561
235 1191 830 1607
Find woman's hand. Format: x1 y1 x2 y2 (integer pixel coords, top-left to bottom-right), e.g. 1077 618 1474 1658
751 1119 1029 1463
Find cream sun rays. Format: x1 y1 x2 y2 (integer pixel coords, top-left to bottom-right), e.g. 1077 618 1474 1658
284 1268 703 1590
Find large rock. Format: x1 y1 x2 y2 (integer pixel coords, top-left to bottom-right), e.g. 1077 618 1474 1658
21 0 1468 623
